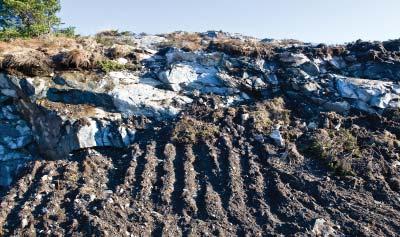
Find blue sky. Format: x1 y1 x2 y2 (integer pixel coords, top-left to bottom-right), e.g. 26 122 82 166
60 0 400 44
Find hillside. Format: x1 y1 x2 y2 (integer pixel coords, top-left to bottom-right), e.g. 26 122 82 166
0 31 400 236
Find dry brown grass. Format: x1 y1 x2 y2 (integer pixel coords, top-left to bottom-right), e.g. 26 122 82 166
60 49 91 69
250 97 290 132
0 36 78 56
208 38 274 58
108 44 134 59
2 49 51 76
163 32 204 51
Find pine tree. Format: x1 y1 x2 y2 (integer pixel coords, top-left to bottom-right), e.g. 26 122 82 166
0 0 62 37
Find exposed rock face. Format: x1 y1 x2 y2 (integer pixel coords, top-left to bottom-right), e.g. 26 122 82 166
0 32 400 236
1 34 400 186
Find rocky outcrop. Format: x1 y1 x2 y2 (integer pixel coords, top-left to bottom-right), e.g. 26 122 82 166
1 32 400 188
0 32 400 236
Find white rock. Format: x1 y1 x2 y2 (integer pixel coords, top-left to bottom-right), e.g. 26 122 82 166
270 129 285 147
303 82 320 92
241 113 249 121
312 218 339 237
308 122 318 130
21 218 28 228
335 76 400 110
158 64 198 91
116 58 128 65
279 52 310 66
393 161 400 169
134 35 167 50
111 83 193 118
329 56 347 69
76 119 98 148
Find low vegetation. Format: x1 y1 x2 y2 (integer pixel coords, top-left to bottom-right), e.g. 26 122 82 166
301 129 361 176
94 30 136 46
207 38 274 58
172 116 220 144
98 60 126 73
163 32 204 52
250 97 290 132
108 44 134 59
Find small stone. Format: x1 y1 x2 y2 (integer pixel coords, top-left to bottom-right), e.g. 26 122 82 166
21 218 28 228
116 58 128 65
254 134 265 143
270 129 285 147
241 113 249 122
303 82 320 93
279 52 310 66
308 122 318 130
237 125 245 133
323 101 350 113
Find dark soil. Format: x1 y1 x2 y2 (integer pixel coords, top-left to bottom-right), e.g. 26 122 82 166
1 96 399 236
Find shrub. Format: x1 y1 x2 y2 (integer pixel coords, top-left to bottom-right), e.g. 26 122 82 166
0 28 22 40
163 32 204 51
95 30 136 46
98 60 126 73
207 38 273 58
54 27 76 38
300 129 361 176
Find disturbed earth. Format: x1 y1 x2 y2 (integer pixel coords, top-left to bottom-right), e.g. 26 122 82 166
0 31 400 236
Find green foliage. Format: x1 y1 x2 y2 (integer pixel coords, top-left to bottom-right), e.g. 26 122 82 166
0 27 21 40
54 26 76 38
98 60 126 73
0 0 73 39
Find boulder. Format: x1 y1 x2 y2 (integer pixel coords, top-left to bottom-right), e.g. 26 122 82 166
158 64 198 91
279 52 310 66
335 76 400 109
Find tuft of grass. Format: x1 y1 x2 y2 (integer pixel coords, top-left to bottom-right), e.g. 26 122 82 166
172 117 219 144
60 48 91 69
2 49 51 76
108 44 134 59
300 129 360 176
249 97 290 132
